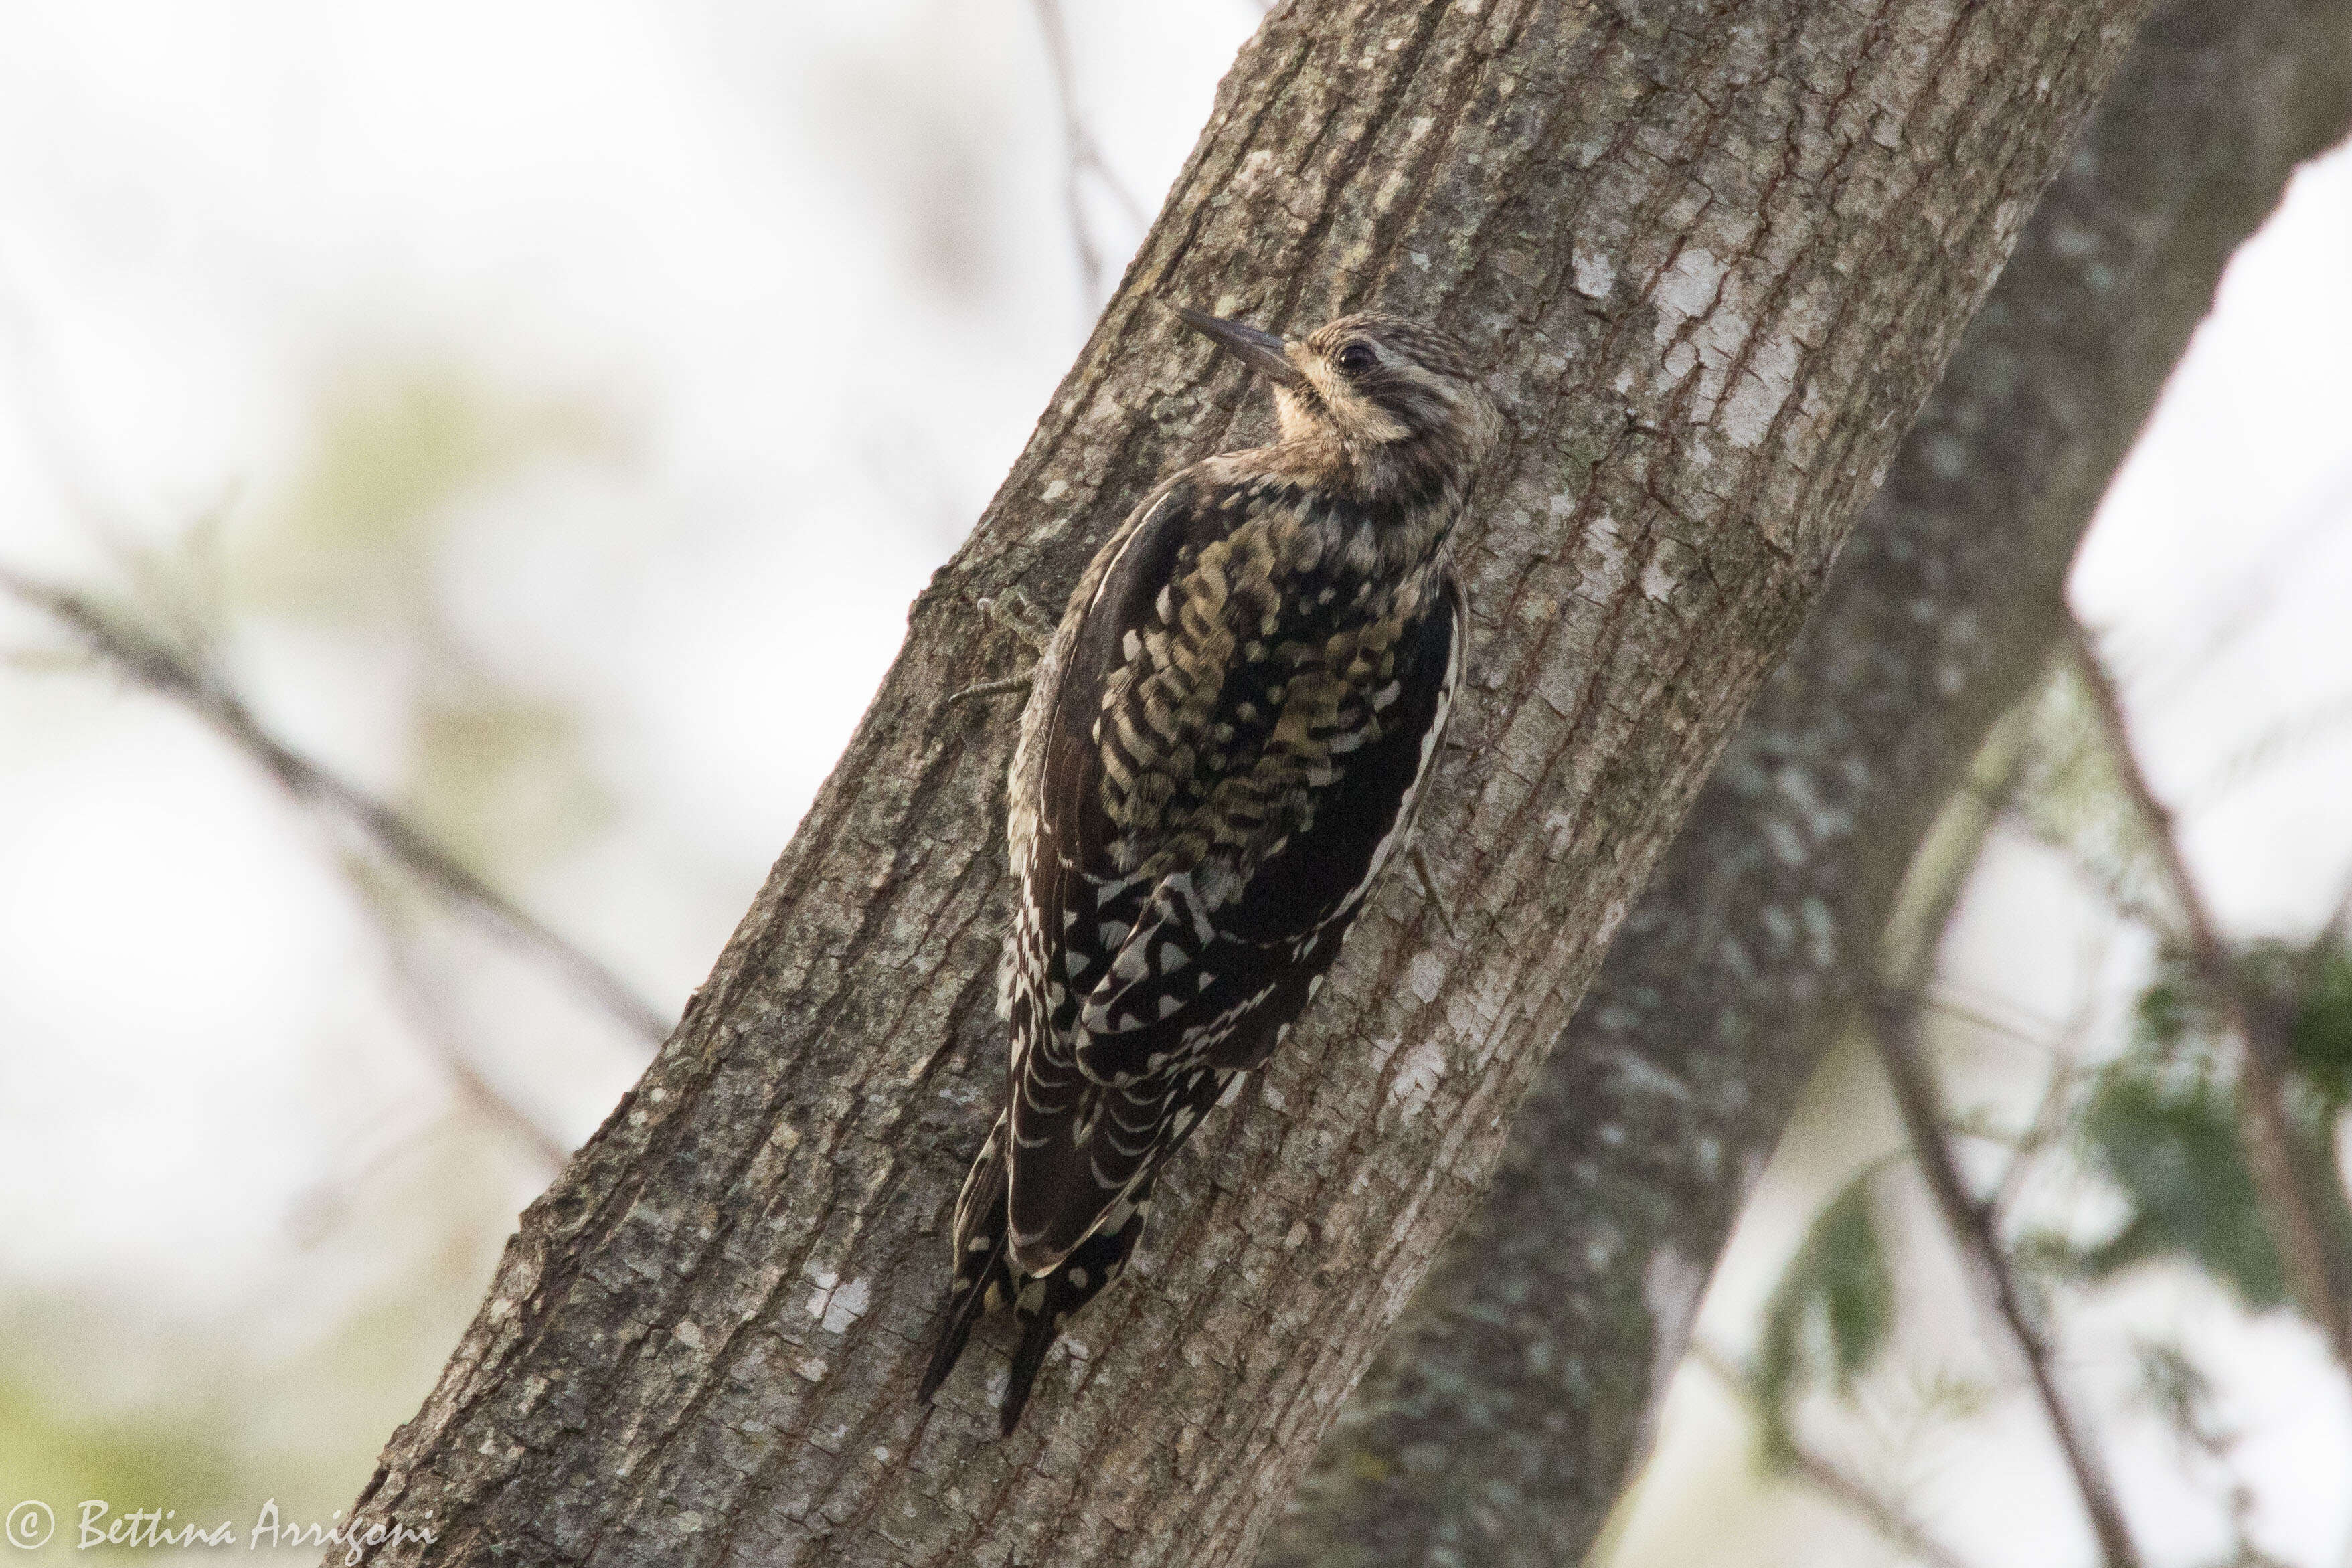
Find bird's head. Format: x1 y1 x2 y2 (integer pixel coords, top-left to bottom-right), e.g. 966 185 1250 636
1176 307 1505 503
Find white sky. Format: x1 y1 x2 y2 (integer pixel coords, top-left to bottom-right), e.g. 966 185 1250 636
0 0 2345 1559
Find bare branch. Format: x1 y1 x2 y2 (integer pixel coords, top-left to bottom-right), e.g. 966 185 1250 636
2066 616 2352 1374
2184 685 2352 812
1029 0 1149 309
362 877 572 1174
281 956 566 1245
1864 717 2141 1562
1872 985 2141 1568
1918 987 2068 1056
0 562 673 1049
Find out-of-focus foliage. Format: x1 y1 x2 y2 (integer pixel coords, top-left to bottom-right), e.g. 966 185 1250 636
2259 942 2352 1116
238 363 626 614
2130 943 2352 1121
2072 939 2352 1310
2013 664 2173 926
2079 1051 2284 1306
1714 661 2352 1561
0 356 642 1546
0 1347 234 1551
2134 1335 2228 1454
1997 661 2352 1320
236 361 629 878
1752 1168 1895 1467
0 1128 535 1557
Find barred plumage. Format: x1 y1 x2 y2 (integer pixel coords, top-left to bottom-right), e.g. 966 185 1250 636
919 307 1505 1433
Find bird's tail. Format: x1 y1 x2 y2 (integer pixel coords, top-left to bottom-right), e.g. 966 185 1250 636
920 1106 1168 1433
918 1115 1013 1407
995 1179 1155 1435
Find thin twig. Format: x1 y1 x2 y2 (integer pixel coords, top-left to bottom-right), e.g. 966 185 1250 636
1918 988 2066 1055
1987 1055 2074 1221
283 1103 450 1247
1 563 672 1048
2067 617 2352 1375
1029 0 1149 310
268 852 572 1242
1691 1340 1977 1568
1863 719 2145 1568
362 877 571 1174
1987 1028 2087 1224
1861 706 2140 1566
1988 929 2106 1220
1871 984 2143 1568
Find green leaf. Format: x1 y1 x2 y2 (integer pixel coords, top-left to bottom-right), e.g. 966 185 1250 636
2135 937 2352 1119
1817 1183 1893 1381
2130 1337 2224 1452
2287 942 2352 1116
2134 970 2194 1057
1752 1170 1894 1468
2078 1064 2284 1308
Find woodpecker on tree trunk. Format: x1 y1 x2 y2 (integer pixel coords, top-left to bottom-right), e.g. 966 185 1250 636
919 306 1506 1433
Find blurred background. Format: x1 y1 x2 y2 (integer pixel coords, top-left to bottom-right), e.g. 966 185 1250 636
0 1 2345 1563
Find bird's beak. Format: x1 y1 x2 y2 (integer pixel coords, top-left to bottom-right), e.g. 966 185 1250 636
1175 307 1305 388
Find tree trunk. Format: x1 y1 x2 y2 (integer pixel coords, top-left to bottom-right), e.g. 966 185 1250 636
1262 0 2352 1561
341 0 2154 1562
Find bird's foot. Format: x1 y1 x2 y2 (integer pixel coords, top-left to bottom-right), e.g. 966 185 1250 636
1408 844 1459 938
974 588 1056 656
944 671 1035 709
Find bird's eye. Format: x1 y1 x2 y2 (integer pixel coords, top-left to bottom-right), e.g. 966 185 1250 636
1335 341 1377 375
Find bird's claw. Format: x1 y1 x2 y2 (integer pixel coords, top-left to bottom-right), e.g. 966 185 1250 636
944 671 1035 709
1408 844 1459 938
974 589 1055 656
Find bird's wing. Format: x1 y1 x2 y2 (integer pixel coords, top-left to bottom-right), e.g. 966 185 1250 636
1002 475 1463 1273
1075 570 1463 1074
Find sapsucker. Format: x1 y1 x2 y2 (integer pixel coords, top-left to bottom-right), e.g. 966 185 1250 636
918 307 1505 1433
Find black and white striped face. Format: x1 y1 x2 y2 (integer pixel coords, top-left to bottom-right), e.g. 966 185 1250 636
1283 314 1497 456
1175 307 1505 505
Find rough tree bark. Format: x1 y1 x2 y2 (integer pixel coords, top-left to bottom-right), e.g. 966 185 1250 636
1264 0 2352 1561
342 0 2154 1562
